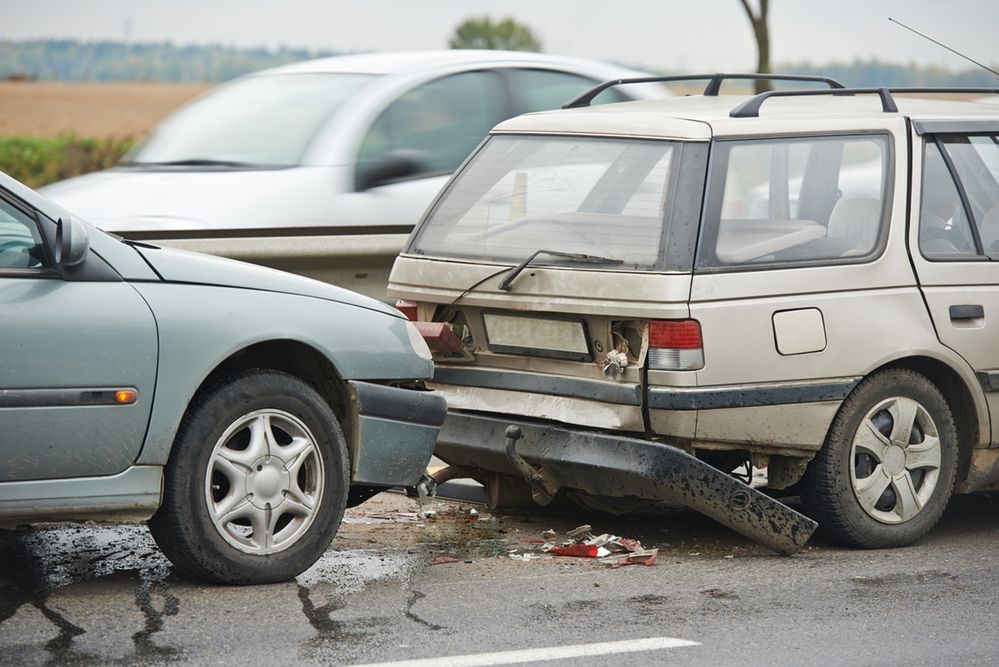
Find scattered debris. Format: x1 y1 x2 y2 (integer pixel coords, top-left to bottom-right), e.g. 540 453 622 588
428 556 462 566
601 549 658 568
542 525 658 567
468 509 479 517
343 512 424 525
507 553 541 561
542 529 557 537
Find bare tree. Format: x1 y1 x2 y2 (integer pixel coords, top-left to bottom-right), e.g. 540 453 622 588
738 0 771 93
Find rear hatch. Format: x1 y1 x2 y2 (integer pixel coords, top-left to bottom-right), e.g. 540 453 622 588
389 131 710 434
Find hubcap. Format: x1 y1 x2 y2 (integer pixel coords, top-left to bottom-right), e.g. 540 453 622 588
849 396 942 525
205 409 324 554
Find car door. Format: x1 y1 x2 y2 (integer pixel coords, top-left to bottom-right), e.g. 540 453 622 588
348 69 513 225
684 125 921 449
0 192 158 482
910 123 999 444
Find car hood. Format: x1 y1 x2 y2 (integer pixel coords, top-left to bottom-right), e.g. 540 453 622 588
134 242 402 318
40 166 337 232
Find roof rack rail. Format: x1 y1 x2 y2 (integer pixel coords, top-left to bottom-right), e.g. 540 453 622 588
889 87 999 96
730 86 999 118
562 73 846 109
730 88 898 118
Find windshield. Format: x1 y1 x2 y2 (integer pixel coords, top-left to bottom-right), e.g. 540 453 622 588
409 135 706 271
128 73 378 167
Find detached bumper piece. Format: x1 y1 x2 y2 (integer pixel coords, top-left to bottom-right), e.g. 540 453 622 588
438 413 817 555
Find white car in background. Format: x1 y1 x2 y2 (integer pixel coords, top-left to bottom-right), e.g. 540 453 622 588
42 50 667 301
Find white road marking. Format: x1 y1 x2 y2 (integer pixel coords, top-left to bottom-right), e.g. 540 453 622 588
352 636 700 667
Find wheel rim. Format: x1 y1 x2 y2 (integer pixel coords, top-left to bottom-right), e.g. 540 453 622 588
849 396 942 525
205 409 324 555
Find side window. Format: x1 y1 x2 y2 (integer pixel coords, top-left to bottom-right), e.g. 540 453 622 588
0 198 47 270
505 69 626 114
921 134 999 258
357 71 508 185
698 135 889 268
918 141 976 258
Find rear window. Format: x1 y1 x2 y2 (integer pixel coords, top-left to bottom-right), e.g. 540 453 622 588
409 135 707 272
698 134 891 269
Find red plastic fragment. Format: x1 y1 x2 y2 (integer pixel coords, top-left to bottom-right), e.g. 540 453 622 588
414 322 465 355
551 544 599 558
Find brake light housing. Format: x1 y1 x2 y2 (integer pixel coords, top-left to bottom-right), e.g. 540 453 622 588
648 320 704 370
395 299 419 321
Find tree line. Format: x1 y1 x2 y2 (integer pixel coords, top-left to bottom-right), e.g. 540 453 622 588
1 38 996 87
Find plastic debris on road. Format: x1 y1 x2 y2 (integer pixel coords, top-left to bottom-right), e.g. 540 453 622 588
543 525 658 567
342 512 424 525
428 556 462 566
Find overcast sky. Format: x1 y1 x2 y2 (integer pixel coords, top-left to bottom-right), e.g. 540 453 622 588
3 0 997 72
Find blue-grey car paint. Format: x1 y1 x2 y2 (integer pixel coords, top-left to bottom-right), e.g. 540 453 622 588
130 277 431 467
350 381 447 486
0 278 157 482
0 170 438 521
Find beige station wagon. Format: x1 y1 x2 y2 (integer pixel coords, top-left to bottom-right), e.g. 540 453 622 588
390 74 999 552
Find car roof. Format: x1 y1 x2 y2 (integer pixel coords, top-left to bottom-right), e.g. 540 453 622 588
493 93 999 139
258 49 649 77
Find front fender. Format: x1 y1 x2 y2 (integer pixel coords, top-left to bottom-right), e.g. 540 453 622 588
131 282 432 465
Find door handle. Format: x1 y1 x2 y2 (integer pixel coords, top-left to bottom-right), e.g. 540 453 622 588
949 304 984 321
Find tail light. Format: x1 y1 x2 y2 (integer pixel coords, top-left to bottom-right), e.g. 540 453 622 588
395 299 418 321
648 320 704 370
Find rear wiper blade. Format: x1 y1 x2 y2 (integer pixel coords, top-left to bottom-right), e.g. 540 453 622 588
498 249 623 292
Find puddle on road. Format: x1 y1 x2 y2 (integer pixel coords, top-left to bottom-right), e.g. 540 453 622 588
296 549 422 592
1 524 170 594
0 524 177 664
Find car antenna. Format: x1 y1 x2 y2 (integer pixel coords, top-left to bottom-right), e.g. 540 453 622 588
888 17 999 78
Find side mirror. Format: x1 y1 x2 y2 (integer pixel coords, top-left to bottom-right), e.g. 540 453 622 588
55 216 90 267
356 150 426 191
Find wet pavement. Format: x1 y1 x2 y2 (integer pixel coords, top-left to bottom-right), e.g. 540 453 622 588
1 492 998 666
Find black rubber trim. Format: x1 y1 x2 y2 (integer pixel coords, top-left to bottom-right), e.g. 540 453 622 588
432 367 642 406
912 120 999 136
976 371 999 393
950 304 984 320
117 225 414 242
0 388 137 408
648 379 860 410
350 381 447 427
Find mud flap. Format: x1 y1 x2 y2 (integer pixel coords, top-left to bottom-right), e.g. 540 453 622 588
436 413 816 554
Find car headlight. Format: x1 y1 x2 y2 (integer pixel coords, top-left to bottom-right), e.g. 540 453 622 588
405 321 433 362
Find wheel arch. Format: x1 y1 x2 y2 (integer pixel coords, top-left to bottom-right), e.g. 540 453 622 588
187 339 360 472
867 354 986 482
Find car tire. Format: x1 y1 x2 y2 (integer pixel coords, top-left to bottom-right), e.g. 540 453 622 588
148 369 349 584
801 368 958 548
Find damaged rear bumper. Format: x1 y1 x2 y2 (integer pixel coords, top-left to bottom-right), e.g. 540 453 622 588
436 411 817 555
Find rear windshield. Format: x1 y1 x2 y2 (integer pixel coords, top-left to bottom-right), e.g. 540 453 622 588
409 134 708 272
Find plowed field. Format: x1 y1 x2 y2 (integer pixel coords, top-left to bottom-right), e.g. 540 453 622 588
0 81 210 138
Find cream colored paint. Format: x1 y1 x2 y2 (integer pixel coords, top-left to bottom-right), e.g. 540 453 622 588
773 308 827 356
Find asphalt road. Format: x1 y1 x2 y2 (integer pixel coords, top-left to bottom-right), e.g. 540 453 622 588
1 491 997 666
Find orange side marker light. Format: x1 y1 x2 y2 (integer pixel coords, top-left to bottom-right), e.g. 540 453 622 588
114 390 137 405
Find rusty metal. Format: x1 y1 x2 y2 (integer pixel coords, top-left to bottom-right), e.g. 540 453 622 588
429 464 480 486
504 426 561 506
440 413 817 555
